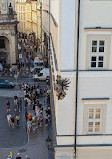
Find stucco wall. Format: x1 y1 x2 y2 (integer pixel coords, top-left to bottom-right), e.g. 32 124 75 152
60 0 76 71
79 0 112 70
56 72 75 136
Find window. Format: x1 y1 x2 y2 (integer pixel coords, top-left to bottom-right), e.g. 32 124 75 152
87 107 102 134
0 39 5 48
90 40 105 69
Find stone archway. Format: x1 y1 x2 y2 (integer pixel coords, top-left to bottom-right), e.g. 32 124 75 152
0 36 10 65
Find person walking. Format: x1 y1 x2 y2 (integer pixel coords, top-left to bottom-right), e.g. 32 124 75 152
27 120 32 132
19 98 22 112
16 153 22 159
7 113 11 127
28 113 32 121
45 113 48 127
25 111 28 123
19 83 22 93
16 114 20 126
14 96 17 111
6 101 10 113
10 116 15 129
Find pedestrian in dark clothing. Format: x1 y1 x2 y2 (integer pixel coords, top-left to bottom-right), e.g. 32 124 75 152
25 111 28 123
16 153 22 159
11 116 15 128
16 114 20 126
6 100 10 113
33 104 36 112
19 98 22 112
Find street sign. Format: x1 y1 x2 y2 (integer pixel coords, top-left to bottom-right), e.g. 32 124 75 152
19 54 22 59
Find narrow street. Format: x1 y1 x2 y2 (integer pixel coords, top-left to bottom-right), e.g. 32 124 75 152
0 76 53 159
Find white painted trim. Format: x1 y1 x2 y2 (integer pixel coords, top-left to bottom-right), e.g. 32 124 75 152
82 101 107 104
79 73 112 77
87 32 112 35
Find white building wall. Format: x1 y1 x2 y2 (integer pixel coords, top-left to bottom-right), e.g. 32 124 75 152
56 72 75 136
61 0 76 71
77 72 112 144
48 0 112 158
51 0 59 25
79 0 112 70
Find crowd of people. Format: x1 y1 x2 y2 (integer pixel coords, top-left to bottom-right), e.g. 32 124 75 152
6 81 51 159
6 81 51 132
20 82 51 132
6 97 22 128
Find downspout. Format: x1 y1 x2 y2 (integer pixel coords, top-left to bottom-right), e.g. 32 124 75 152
74 0 80 158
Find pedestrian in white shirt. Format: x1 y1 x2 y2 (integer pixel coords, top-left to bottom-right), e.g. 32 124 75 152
7 113 11 126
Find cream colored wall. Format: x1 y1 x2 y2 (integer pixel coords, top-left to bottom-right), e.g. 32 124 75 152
76 72 112 138
79 0 112 70
56 72 75 136
55 147 74 159
50 0 112 159
59 0 76 71
51 0 59 25
55 146 112 159
77 147 112 159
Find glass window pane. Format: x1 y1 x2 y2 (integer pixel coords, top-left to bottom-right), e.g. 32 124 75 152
98 62 103 67
89 113 94 119
96 108 101 112
91 62 96 67
89 122 93 126
95 114 100 119
92 47 97 52
99 40 104 45
88 127 93 132
89 108 94 112
95 122 100 126
99 47 104 52
92 40 97 45
91 56 96 61
99 56 103 61
95 127 100 132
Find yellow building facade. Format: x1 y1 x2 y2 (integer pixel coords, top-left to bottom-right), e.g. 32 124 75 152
15 0 41 42
15 0 26 33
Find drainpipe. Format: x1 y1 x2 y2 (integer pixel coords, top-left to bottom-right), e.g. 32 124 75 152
74 0 80 158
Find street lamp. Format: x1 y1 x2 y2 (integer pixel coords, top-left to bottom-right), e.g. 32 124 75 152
45 136 53 151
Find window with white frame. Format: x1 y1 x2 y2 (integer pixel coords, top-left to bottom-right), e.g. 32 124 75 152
87 107 102 134
90 40 105 69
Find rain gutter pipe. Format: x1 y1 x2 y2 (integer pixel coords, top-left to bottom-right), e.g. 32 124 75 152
74 0 80 158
